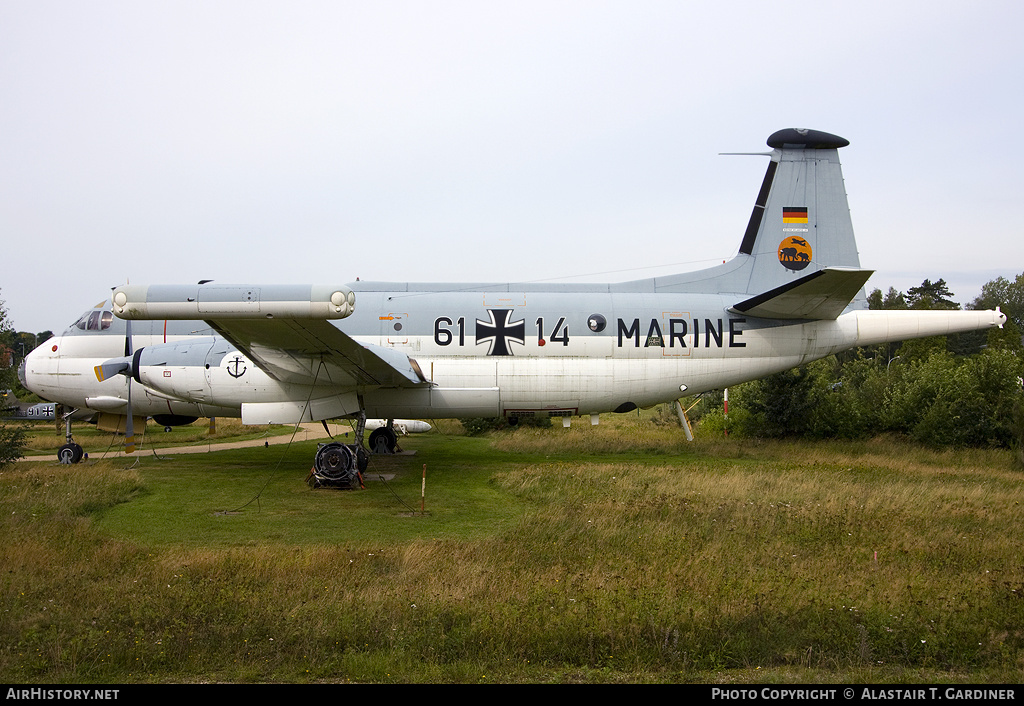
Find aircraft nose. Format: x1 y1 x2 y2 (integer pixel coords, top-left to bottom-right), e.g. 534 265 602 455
20 338 57 397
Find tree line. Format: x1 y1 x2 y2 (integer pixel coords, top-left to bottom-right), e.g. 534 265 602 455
0 291 39 467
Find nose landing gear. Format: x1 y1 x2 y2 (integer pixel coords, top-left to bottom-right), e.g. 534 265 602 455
56 407 85 464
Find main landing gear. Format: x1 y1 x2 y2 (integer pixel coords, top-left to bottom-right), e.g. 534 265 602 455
369 425 399 454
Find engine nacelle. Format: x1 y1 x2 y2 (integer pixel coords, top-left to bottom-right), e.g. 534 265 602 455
130 338 279 408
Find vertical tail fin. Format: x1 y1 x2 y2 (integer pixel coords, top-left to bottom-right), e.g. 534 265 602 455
636 128 870 310
739 129 865 298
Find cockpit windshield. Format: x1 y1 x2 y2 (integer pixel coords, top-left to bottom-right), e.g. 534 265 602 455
70 308 114 332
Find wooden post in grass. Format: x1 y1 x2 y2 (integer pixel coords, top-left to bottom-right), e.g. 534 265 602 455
421 464 426 515
723 388 729 436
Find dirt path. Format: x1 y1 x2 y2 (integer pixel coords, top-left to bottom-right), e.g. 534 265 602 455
20 422 357 462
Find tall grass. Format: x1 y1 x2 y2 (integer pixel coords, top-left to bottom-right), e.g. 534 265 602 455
2 419 1022 683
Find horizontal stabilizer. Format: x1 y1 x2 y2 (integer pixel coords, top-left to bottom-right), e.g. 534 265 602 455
731 268 874 320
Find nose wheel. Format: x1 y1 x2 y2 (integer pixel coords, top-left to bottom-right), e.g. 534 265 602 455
58 442 84 464
56 407 85 464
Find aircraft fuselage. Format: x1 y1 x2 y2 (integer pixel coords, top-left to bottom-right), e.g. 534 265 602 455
24 285 997 426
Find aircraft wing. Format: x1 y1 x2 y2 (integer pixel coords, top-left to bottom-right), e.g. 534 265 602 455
731 268 874 320
111 284 427 389
209 317 427 388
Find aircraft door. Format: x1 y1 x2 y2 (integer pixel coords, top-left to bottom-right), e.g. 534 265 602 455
202 342 229 388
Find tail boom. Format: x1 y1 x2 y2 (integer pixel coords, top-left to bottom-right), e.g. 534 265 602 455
852 309 1006 348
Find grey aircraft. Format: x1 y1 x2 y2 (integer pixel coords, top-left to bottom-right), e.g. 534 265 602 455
20 129 1006 479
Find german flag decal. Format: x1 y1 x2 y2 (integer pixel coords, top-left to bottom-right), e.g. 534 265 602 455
782 207 808 224
777 236 813 271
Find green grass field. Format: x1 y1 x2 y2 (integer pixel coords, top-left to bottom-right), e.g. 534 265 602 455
2 414 1022 683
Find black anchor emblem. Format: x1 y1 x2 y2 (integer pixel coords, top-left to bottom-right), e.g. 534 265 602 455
226 355 247 378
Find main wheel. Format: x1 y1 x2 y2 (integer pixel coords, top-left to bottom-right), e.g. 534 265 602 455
369 426 397 454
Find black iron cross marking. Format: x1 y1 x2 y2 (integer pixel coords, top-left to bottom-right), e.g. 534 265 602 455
475 309 525 356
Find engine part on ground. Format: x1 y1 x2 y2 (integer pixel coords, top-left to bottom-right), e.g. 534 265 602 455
308 442 367 489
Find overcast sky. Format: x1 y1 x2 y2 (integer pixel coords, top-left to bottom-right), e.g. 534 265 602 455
2 0 1022 334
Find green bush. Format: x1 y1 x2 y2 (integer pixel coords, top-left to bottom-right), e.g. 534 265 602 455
0 424 26 469
720 347 1024 448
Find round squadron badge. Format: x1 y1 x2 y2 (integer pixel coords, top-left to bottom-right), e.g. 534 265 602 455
777 236 812 271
